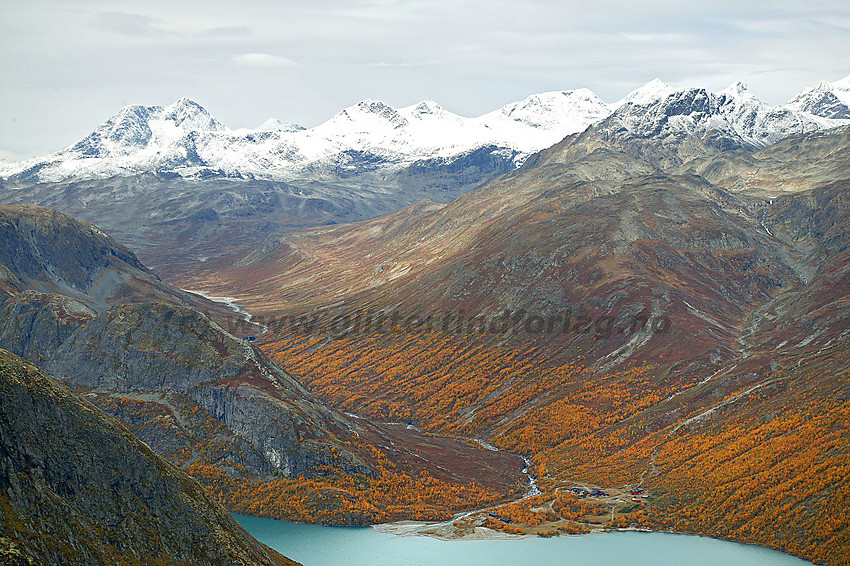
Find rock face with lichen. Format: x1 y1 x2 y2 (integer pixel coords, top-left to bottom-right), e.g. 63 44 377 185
0 347 299 566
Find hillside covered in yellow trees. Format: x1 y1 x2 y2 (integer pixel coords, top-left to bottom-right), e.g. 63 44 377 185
3 70 850 566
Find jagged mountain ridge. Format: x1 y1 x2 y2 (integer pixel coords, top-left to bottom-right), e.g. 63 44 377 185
0 91 611 184
619 81 830 147
0 348 297 566
554 82 844 170
2 78 847 185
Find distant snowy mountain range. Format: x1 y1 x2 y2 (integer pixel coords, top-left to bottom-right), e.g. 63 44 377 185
2 76 849 184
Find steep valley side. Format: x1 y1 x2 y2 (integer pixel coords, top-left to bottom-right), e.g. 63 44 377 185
183 125 850 565
0 204 528 532
0 348 299 566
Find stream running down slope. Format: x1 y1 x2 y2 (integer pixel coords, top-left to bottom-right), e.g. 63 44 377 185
185 289 269 335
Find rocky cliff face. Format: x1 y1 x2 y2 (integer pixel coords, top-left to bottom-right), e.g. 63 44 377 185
0 205 371 482
0 204 245 327
682 125 850 198
0 294 370 479
750 181 850 349
0 291 95 362
0 348 298 566
0 204 147 303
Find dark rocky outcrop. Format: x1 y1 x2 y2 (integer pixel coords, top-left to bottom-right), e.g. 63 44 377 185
0 291 95 363
0 204 247 329
0 204 148 306
0 348 298 566
0 294 370 479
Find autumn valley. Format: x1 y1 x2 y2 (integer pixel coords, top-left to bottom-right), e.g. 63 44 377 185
1 59 850 566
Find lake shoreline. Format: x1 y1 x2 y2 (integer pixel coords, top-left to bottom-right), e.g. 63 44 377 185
370 518 814 564
372 519 655 541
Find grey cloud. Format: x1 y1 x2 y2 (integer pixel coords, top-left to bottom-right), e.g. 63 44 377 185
94 12 166 38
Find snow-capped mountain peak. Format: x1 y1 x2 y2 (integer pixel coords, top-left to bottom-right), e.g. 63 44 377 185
406 99 444 115
159 97 224 131
397 101 467 133
64 99 224 162
606 80 848 153
720 81 753 99
69 105 155 157
470 89 612 151
786 75 850 119
492 89 611 129
613 78 677 108
831 75 850 104
799 76 850 105
340 99 406 124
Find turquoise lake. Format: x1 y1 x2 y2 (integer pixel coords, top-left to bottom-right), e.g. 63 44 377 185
236 514 813 566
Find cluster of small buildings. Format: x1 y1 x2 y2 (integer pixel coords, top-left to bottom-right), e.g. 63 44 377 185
567 487 608 498
629 487 646 503
564 486 647 502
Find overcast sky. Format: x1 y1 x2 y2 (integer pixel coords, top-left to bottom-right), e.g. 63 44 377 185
2 0 849 159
